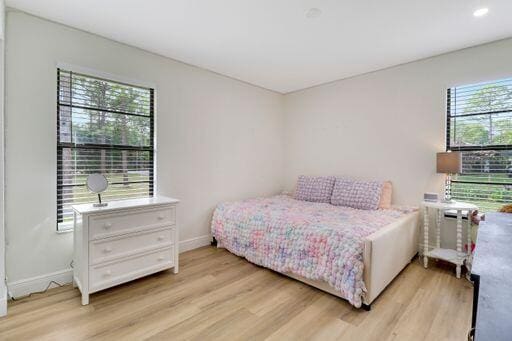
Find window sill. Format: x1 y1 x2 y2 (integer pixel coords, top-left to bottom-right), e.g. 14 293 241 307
57 222 74 234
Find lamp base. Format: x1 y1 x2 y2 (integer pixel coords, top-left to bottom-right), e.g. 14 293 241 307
444 174 453 203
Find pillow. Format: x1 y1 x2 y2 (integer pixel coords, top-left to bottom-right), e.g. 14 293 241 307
378 181 393 209
331 178 383 210
294 175 335 203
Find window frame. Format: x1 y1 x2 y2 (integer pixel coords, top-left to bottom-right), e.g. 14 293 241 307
446 81 512 211
56 66 156 231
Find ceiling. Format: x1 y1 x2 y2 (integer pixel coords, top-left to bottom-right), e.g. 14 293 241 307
6 0 512 93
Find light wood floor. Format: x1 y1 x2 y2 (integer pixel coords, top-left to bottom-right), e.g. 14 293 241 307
1 246 473 340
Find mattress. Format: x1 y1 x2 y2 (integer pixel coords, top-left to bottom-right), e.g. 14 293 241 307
211 195 415 307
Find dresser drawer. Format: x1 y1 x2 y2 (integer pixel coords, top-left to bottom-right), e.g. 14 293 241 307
89 227 174 265
89 206 175 240
90 247 174 292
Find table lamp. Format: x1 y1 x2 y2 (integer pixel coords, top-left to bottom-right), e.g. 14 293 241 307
437 151 462 202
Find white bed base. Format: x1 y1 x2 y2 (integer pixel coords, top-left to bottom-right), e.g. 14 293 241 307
284 211 420 308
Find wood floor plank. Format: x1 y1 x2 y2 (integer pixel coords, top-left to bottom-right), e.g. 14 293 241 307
265 295 351 340
0 246 473 340
146 269 293 340
234 283 323 340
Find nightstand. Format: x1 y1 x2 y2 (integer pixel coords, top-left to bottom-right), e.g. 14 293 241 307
422 200 478 278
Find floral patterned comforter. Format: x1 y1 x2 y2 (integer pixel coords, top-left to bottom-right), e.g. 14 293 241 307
211 195 415 307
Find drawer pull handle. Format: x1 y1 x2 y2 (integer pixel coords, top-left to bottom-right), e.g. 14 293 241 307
157 236 165 241
103 247 112 253
157 215 165 220
104 270 112 277
158 256 165 261
103 223 112 229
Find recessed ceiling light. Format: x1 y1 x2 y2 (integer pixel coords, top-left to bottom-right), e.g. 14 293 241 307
305 8 322 19
473 7 489 17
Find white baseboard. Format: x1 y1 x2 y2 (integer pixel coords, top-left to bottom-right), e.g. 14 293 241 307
7 268 73 299
0 291 6 317
6 235 211 301
179 234 211 253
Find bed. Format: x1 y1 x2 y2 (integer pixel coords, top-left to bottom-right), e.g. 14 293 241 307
211 195 419 309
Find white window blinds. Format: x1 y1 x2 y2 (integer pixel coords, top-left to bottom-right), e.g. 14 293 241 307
447 78 512 211
57 69 154 230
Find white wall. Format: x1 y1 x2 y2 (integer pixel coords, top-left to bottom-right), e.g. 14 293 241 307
284 38 512 204
5 11 284 286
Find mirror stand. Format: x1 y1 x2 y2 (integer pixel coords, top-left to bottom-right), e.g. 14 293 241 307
93 193 108 207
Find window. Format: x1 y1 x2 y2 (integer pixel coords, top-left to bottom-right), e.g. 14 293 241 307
57 69 154 230
446 78 512 212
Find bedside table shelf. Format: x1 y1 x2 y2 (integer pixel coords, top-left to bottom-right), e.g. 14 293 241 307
425 248 466 266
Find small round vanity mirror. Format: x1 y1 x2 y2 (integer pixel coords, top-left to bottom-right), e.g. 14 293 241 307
86 173 108 207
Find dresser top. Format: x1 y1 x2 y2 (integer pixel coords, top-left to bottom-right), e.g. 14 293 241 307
71 196 179 214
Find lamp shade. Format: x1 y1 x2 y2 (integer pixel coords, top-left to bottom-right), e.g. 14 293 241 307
436 152 462 174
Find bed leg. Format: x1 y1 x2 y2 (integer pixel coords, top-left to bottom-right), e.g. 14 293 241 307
211 236 217 247
361 303 371 311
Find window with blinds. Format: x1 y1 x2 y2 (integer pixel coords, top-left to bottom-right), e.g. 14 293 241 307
57 69 154 230
447 78 512 212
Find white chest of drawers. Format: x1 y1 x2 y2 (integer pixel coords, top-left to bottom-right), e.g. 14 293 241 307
72 196 179 305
